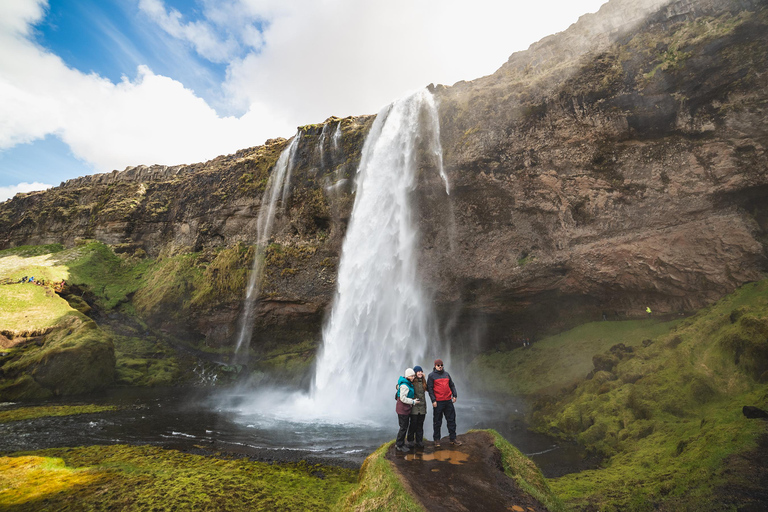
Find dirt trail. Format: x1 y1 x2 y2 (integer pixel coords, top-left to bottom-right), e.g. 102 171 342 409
386 431 549 512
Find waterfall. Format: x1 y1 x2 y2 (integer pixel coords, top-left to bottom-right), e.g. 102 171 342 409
311 88 448 413
331 123 342 159
318 123 329 171
233 133 300 358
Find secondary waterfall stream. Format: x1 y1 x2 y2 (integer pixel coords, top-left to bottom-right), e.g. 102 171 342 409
311 88 449 415
233 132 300 358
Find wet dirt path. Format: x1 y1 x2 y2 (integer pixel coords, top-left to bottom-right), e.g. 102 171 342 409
386 431 548 512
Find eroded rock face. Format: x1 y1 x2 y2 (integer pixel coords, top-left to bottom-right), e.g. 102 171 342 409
1 0 766 351
422 0 768 342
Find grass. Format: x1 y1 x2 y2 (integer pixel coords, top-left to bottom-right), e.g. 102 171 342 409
0 444 358 511
0 405 118 423
468 318 680 396
505 280 768 510
338 441 424 512
0 284 73 334
478 429 565 512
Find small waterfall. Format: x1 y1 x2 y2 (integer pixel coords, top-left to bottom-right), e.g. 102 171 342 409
318 123 330 171
311 88 448 413
331 123 342 158
233 133 300 358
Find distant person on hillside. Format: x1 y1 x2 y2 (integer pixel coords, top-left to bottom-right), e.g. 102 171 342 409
646 306 652 316
407 365 428 449
427 359 461 447
395 368 420 453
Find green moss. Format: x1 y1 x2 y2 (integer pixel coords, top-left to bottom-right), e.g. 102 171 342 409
113 334 180 387
527 280 768 510
190 243 253 308
0 313 116 400
0 405 117 423
132 252 200 318
468 319 679 396
66 242 153 311
479 429 565 512
1 444 357 511
338 441 424 512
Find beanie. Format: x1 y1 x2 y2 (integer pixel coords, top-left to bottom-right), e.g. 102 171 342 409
413 365 423 373
405 368 415 378
434 359 443 367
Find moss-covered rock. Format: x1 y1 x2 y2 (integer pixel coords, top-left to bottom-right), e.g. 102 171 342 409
0 313 115 400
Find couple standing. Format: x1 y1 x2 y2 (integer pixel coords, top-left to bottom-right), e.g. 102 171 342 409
395 359 462 452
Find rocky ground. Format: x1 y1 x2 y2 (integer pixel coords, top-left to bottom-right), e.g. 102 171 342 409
387 432 547 512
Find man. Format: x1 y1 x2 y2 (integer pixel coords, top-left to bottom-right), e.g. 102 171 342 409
427 359 461 447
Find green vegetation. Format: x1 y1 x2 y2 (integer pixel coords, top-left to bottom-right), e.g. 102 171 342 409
469 318 679 396
64 242 153 311
0 445 357 511
0 405 117 423
0 284 73 333
475 280 768 510
339 441 424 512
479 429 565 512
0 313 115 400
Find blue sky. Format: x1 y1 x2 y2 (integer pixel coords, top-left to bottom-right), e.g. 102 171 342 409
0 0 609 201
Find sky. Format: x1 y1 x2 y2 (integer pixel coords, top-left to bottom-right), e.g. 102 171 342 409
0 0 608 202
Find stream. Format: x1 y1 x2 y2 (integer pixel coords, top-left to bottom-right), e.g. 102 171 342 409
0 386 591 476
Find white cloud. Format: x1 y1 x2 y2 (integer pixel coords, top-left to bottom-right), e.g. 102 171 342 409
0 0 608 181
0 182 53 202
224 0 610 124
138 0 240 62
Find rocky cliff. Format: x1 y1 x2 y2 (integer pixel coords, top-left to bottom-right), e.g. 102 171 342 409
1 0 766 354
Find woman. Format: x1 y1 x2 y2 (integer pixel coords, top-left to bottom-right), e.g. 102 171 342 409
395 368 420 452
407 365 427 449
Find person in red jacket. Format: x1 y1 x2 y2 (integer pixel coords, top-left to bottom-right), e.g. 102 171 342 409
427 359 462 447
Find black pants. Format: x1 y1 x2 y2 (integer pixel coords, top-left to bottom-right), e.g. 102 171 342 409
396 414 411 447
407 414 425 444
433 401 457 441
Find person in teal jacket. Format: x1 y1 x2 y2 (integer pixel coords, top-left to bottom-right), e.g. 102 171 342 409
395 368 420 452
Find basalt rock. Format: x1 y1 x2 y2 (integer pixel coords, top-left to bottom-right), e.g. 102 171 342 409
1 0 767 353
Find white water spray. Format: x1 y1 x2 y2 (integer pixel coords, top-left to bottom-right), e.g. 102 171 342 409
311 89 448 415
234 133 300 357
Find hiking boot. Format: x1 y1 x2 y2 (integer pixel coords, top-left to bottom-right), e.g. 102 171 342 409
433 440 441 448
396 444 410 453
405 441 414 448
451 439 463 446
415 442 425 449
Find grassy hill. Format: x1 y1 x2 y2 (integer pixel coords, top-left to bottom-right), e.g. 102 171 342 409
470 280 768 510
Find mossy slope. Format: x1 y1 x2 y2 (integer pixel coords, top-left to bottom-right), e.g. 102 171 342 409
338 441 424 512
475 280 768 510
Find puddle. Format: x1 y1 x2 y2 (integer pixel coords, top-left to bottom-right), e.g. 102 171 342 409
404 450 469 464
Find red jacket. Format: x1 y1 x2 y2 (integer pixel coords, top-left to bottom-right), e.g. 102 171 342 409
427 368 457 402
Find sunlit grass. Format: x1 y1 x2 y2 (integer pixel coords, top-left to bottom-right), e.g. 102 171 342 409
0 445 357 511
0 405 118 423
0 455 100 508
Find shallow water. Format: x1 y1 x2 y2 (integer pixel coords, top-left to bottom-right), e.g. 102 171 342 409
0 386 591 476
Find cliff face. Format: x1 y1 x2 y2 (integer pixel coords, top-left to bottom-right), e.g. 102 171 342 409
1 0 766 352
423 0 768 342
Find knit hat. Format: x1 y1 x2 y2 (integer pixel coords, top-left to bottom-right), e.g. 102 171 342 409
405 368 415 378
413 365 423 373
434 359 443 367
